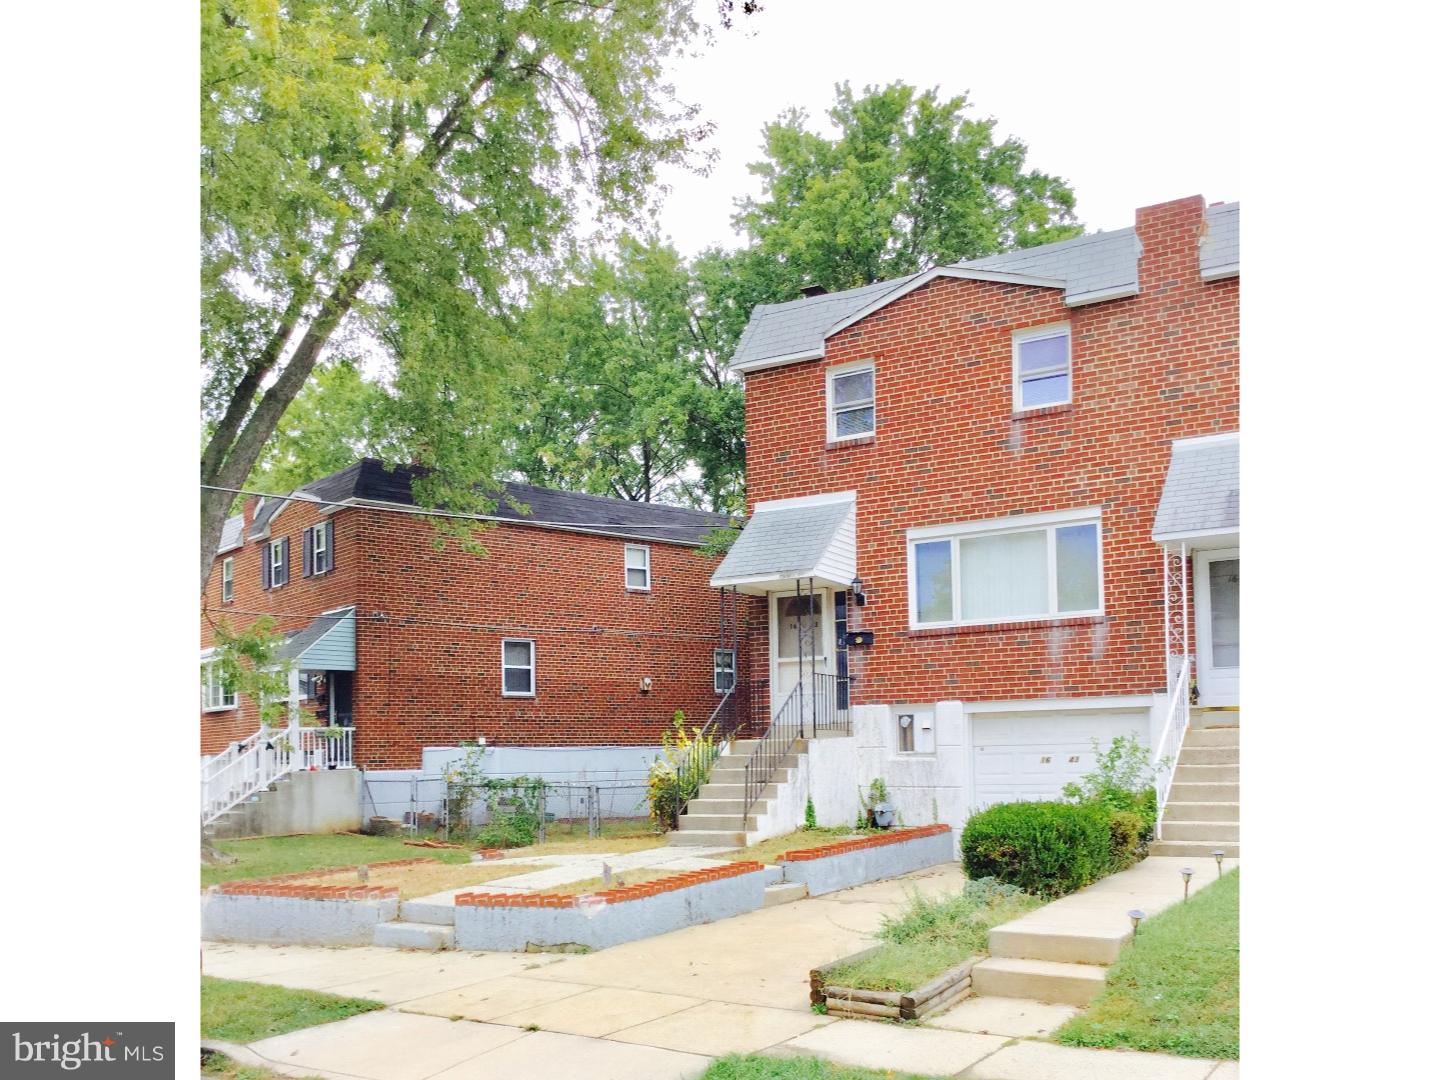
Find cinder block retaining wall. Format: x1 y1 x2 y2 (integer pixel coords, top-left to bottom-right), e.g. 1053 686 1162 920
201 857 435 945
453 861 767 952
778 825 954 896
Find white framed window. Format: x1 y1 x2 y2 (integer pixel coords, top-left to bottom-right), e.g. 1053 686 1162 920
826 361 876 441
1013 324 1072 411
268 538 289 588
895 707 935 754
907 508 1103 628
307 521 333 576
221 557 234 603
201 658 236 711
624 544 651 591
501 638 535 697
713 648 736 693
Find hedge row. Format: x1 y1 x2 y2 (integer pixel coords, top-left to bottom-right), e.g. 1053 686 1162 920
960 799 1150 898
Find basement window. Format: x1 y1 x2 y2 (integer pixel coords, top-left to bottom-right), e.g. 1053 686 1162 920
501 638 535 697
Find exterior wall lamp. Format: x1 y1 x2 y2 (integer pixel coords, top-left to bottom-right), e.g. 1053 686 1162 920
850 576 866 607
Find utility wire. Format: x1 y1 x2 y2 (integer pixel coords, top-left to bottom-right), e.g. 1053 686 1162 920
201 483 743 529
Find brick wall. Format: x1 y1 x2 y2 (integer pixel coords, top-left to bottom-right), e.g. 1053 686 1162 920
742 195 1238 708
201 499 751 767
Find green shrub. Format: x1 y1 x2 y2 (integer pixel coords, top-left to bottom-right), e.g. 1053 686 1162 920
646 712 715 831
803 797 817 830
1063 735 1160 836
961 801 1111 897
1107 809 1145 872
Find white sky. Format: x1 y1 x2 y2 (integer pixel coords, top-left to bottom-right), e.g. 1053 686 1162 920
651 0 1244 254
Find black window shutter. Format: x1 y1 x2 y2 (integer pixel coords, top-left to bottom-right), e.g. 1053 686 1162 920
262 544 271 590
303 527 314 577
279 537 290 586
325 520 335 573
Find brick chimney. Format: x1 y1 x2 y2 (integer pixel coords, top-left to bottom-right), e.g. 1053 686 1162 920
1134 195 1207 296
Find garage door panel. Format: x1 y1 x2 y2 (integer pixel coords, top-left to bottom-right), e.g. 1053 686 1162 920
970 710 1149 809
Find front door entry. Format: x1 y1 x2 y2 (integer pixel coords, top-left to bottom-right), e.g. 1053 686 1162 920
1194 549 1239 706
770 590 834 722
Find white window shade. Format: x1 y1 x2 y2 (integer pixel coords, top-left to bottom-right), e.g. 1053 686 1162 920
828 364 876 440
959 530 1048 622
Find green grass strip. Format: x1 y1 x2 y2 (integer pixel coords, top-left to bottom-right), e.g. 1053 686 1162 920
1054 868 1239 1059
201 977 383 1043
700 1053 948 1080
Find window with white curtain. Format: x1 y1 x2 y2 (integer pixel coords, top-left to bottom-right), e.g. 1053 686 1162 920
501 639 535 696
827 362 875 441
624 544 651 590
1013 324 1072 411
908 510 1103 627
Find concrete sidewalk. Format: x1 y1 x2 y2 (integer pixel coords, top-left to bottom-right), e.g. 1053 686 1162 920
204 861 1239 1079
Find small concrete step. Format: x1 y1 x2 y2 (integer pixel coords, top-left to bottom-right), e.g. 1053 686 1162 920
685 798 749 815
1189 708 1240 729
1164 801 1239 823
678 812 751 832
762 882 808 908
667 830 747 848
1169 781 1239 802
373 921 454 950
1178 745 1239 766
398 901 456 926
1182 727 1240 748
1149 839 1240 858
1159 820 1239 842
1173 764 1238 784
988 925 1131 966
695 782 779 801
972 957 1108 1006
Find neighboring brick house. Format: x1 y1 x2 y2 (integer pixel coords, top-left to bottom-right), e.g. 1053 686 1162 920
200 459 739 771
708 195 1238 830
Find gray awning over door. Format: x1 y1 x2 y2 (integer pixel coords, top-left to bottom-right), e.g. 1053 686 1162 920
710 493 856 594
1152 435 1239 543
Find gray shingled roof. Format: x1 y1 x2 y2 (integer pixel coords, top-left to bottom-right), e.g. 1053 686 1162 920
277 607 354 663
711 498 852 584
218 514 244 552
732 204 1240 370
1152 436 1239 540
250 459 731 546
1199 202 1239 277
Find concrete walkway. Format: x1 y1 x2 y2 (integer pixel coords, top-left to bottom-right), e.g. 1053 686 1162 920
203 860 1239 1079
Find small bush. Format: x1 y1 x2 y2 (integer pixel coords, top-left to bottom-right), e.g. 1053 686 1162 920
1063 735 1160 836
961 801 1111 898
1107 809 1145 872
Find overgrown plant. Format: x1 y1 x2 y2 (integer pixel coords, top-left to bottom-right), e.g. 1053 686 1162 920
443 745 491 833
474 775 549 848
646 711 715 832
804 796 817 830
1063 735 1163 837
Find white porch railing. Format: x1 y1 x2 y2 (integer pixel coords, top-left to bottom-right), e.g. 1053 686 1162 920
201 725 354 826
1152 655 1190 841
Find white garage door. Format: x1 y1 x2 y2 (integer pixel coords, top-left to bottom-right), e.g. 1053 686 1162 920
971 710 1149 808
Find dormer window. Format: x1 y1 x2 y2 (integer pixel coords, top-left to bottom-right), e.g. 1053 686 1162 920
827 362 875 442
1013 324 1072 411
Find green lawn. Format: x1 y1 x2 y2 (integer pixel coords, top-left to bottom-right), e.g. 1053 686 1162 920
201 977 383 1043
824 881 1040 992
201 833 473 887
1054 869 1239 1059
701 1054 946 1080
202 1050 324 1080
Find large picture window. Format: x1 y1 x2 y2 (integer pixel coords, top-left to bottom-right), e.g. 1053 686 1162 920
908 510 1103 628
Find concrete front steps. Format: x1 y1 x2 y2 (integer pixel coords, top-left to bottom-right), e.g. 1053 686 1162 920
668 737 796 848
971 957 1108 1007
372 899 457 950
1150 712 1240 859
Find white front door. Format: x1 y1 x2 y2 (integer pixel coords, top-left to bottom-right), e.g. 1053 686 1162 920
770 590 834 721
1194 549 1240 706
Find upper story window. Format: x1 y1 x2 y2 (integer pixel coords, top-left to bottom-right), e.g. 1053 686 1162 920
1013 324 1072 411
263 537 290 590
501 638 536 697
827 362 875 441
221 557 234 603
624 544 651 590
908 508 1103 628
201 658 236 711
713 648 736 693
305 521 334 577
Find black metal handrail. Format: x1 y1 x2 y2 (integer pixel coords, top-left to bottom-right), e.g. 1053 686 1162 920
672 681 751 824
811 671 852 736
742 681 805 827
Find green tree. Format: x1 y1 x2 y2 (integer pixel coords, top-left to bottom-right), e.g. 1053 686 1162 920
736 81 1082 293
200 0 731 587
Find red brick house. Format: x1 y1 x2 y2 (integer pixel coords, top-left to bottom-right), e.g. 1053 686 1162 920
201 459 739 824
681 196 1238 851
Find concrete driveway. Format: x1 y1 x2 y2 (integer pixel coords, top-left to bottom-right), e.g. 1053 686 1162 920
203 861 1236 1079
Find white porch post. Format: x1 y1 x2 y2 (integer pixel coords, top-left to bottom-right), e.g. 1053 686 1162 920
287 666 301 735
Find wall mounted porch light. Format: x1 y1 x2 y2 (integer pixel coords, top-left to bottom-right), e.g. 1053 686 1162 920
850 576 867 607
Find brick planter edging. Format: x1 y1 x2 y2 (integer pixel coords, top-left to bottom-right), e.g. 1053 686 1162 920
778 825 954 897
776 824 951 863
455 860 765 908
214 856 442 898
452 861 769 952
